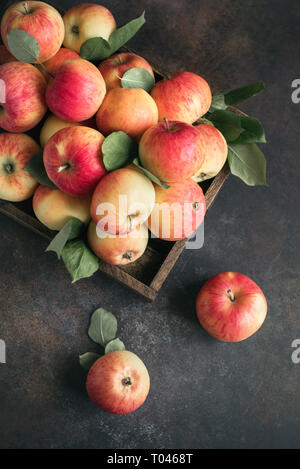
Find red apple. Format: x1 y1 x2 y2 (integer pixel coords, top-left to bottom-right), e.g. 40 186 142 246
63 3 116 54
196 272 268 342
139 120 206 182
192 124 228 182
46 58 106 122
0 45 15 65
96 88 158 141
148 179 206 241
0 132 39 202
1 1 65 63
0 62 47 132
43 126 107 197
151 71 212 124
90 167 155 236
86 351 150 414
37 47 80 82
98 52 154 92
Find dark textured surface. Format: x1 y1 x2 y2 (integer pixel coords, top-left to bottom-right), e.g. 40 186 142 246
0 0 299 449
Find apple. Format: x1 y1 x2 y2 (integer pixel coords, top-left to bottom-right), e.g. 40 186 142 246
86 351 150 414
98 52 154 92
46 58 106 122
0 132 39 202
43 126 107 197
33 185 91 231
40 113 96 148
37 47 80 82
196 272 268 342
96 88 158 141
87 221 148 265
1 1 65 63
192 124 228 182
90 167 155 236
0 62 47 133
63 3 116 54
139 120 206 183
0 45 15 65
151 71 212 124
148 179 206 241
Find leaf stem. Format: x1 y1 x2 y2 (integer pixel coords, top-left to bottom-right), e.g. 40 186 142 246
37 61 55 79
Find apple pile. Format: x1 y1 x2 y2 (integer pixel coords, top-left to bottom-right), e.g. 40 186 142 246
0 1 267 282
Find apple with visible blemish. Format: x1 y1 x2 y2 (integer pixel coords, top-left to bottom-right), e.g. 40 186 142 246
0 62 47 133
196 272 268 342
46 58 106 122
86 351 150 414
148 179 206 241
33 185 91 231
87 220 148 265
1 1 65 63
43 126 107 197
0 132 39 202
98 52 154 92
90 167 155 236
37 47 80 82
63 3 116 54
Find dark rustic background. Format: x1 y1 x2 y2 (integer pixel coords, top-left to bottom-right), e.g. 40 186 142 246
0 0 299 449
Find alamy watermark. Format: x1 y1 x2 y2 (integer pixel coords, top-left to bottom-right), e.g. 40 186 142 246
291 79 300 103
0 79 6 104
291 339 300 364
0 339 6 364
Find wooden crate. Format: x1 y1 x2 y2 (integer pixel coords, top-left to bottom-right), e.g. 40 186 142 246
0 54 231 300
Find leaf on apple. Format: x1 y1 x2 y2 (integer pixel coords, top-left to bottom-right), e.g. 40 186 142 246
79 352 101 371
121 68 155 93
61 239 99 283
105 338 125 354
225 82 265 106
88 308 118 347
25 151 58 189
80 11 146 61
102 131 138 171
209 110 243 142
7 29 39 63
227 143 267 186
133 158 170 190
209 93 227 112
46 218 85 259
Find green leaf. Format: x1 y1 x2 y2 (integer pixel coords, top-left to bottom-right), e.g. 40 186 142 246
25 151 57 189
88 308 118 347
7 29 39 63
234 116 266 144
46 218 85 257
80 11 146 61
133 158 170 189
79 352 100 371
193 117 215 127
209 110 243 142
102 131 138 171
209 93 227 112
225 82 265 106
105 338 125 354
121 68 155 92
228 143 267 186
61 239 99 283
80 36 111 61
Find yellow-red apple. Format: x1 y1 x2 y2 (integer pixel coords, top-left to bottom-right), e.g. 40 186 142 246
40 114 96 148
43 126 107 197
192 124 228 182
63 3 116 53
151 71 212 124
0 45 15 65
196 272 268 342
98 52 154 92
33 185 91 231
86 351 150 414
46 58 106 122
87 221 148 265
0 132 39 202
0 62 47 132
147 179 206 241
37 47 80 82
139 120 206 182
1 1 65 63
90 167 155 236
96 88 158 141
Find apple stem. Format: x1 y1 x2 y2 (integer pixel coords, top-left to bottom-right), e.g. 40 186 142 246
37 61 55 79
22 2 29 14
57 164 69 173
227 289 235 302
122 377 132 387
123 251 133 260
164 117 170 131
4 163 14 174
117 54 123 65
